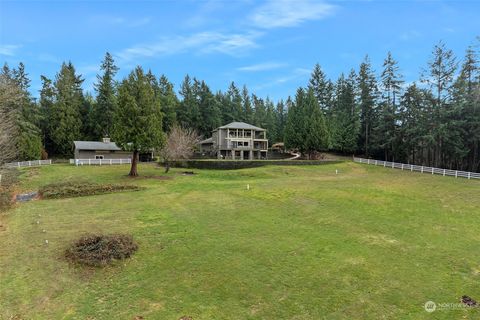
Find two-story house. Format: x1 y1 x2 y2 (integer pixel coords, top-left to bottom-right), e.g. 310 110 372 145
199 122 268 160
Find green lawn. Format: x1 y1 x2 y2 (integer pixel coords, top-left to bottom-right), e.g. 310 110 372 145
1 162 479 319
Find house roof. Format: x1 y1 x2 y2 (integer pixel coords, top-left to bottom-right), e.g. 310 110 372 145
217 122 265 131
74 141 122 151
199 137 213 144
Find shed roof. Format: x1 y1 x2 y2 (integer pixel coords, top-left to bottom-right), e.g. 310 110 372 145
217 122 265 131
74 141 122 151
199 137 213 144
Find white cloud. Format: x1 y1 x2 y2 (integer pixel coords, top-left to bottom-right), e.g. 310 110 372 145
237 62 286 72
400 30 421 41
89 15 151 28
0 44 21 56
116 31 261 62
253 67 311 90
249 0 336 29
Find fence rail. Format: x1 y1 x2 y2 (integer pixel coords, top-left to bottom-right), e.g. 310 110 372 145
353 157 480 180
4 160 52 168
70 159 132 166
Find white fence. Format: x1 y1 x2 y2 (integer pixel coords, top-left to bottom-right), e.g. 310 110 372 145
354 157 480 180
70 159 132 166
4 160 52 168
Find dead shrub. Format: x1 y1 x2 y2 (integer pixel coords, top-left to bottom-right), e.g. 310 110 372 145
39 181 142 199
0 168 19 212
65 234 138 267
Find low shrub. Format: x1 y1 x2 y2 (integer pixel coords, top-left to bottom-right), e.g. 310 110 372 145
39 182 142 199
65 234 138 267
170 159 343 170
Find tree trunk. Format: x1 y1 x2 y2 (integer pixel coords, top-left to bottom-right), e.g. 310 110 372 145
164 160 170 173
129 150 139 176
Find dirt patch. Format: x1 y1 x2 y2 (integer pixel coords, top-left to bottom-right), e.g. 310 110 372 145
39 182 143 199
179 316 193 320
181 171 196 175
65 234 138 267
462 295 477 307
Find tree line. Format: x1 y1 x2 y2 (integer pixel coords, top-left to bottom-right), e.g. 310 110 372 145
0 38 479 172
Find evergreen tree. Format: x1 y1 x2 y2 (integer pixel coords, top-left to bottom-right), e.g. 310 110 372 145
39 75 55 154
93 52 118 139
275 99 286 142
242 85 254 123
1 63 42 160
113 66 164 176
375 52 404 160
308 63 334 113
421 41 458 167
304 88 330 156
264 98 278 143
331 70 359 153
226 82 243 122
158 75 178 132
358 55 379 156
178 75 200 129
285 88 306 152
197 80 221 137
252 94 266 128
451 46 479 170
49 62 85 156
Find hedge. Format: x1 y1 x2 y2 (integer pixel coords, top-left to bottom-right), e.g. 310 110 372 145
170 159 343 170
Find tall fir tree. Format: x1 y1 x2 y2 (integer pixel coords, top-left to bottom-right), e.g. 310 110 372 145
49 62 85 156
158 75 178 132
93 52 118 139
242 85 254 124
304 88 330 157
331 70 359 153
421 41 458 167
358 55 379 156
275 99 286 143
226 82 243 122
197 80 221 137
285 88 306 152
375 52 404 160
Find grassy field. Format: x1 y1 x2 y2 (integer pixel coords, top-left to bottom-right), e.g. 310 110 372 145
0 162 479 319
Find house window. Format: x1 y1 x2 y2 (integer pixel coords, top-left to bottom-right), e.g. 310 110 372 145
95 155 104 159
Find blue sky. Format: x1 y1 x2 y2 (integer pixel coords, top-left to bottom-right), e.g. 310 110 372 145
0 0 479 101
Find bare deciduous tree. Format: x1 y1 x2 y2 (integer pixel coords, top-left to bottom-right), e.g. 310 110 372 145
160 125 200 173
0 74 21 165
